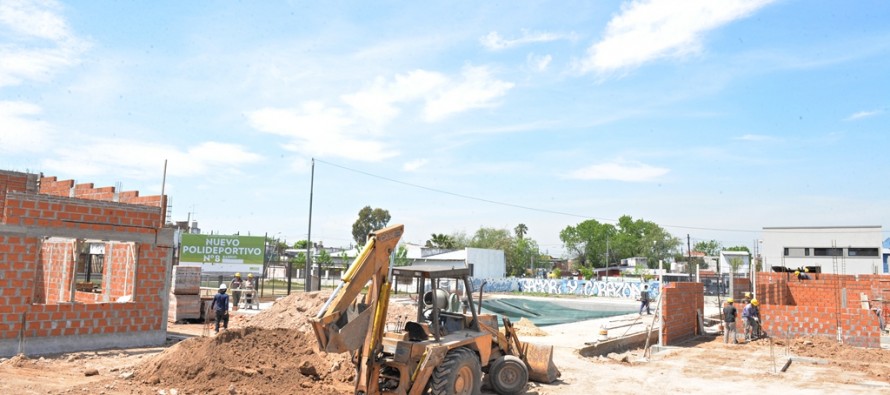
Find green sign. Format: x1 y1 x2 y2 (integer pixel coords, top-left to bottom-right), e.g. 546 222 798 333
180 234 265 265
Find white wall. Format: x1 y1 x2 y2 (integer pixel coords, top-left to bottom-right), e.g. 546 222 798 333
718 251 750 274
761 226 883 275
466 248 506 278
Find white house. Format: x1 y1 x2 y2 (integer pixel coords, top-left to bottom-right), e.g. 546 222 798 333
718 251 751 274
761 226 884 275
405 244 506 278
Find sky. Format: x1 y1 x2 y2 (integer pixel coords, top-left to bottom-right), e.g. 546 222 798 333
2 0 889 257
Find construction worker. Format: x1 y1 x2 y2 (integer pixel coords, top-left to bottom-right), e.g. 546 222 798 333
723 298 738 344
742 298 761 340
639 284 651 315
230 273 243 311
211 283 230 333
243 273 255 309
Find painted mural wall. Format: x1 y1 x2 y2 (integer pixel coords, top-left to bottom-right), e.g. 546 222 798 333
467 277 661 299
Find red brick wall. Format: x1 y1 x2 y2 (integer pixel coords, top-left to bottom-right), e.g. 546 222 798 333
0 171 171 356
661 282 704 345
754 272 882 348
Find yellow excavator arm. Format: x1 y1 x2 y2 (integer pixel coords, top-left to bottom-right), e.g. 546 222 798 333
310 224 403 355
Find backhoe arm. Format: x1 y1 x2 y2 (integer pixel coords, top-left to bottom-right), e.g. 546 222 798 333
310 224 403 354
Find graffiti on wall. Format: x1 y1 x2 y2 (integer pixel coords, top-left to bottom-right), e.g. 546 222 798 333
467 277 660 299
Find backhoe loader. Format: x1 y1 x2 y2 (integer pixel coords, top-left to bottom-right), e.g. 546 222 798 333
310 224 558 395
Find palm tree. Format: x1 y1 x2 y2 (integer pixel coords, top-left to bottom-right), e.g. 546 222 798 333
514 223 528 239
426 233 455 249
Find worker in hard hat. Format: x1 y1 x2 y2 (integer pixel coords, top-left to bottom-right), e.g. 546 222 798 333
723 298 739 344
243 273 256 309
230 273 243 311
211 283 230 333
742 298 761 341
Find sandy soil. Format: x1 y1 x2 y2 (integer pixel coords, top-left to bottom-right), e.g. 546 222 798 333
0 293 887 395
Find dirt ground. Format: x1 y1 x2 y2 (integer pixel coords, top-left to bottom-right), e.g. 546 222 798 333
0 292 888 394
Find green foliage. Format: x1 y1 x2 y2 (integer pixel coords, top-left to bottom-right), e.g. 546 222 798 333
351 206 391 246
426 233 456 249
290 252 306 270
316 249 333 268
560 215 678 268
551 268 562 278
728 257 744 273
725 245 751 257
394 245 410 267
293 240 309 249
693 240 722 256
579 266 593 280
514 223 528 239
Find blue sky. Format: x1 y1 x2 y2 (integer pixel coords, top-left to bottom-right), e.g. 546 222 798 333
2 0 889 256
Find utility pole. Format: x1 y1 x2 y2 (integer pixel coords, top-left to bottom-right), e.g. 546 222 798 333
305 158 315 292
687 234 692 277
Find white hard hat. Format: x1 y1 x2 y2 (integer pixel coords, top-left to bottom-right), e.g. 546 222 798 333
219 283 227 290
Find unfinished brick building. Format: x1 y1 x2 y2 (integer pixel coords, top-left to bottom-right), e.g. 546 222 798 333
0 170 173 357
757 272 886 347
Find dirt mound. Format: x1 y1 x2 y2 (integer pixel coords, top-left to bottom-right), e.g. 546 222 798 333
514 317 548 337
774 336 890 380
135 327 352 394
246 291 332 331
245 290 419 332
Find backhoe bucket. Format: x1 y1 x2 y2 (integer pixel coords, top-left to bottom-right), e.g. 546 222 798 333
521 342 560 383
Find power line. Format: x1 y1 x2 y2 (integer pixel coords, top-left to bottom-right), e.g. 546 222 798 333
314 158 888 236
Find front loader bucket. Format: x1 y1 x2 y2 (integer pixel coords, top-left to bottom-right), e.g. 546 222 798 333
521 342 560 383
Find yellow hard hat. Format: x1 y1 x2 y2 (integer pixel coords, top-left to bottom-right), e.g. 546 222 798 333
751 299 759 306
727 298 734 303
794 270 800 275
235 272 241 277
247 273 254 278
804 267 810 272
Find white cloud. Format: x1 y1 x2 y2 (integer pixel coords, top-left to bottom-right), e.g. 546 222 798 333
0 101 51 152
42 140 262 179
845 110 882 121
480 30 576 50
734 134 777 142
423 65 514 122
527 53 552 72
566 160 669 182
341 70 448 125
580 0 776 74
402 159 428 172
0 0 89 87
247 102 398 162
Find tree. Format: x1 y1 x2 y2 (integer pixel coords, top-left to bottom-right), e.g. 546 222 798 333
394 245 410 267
693 240 722 256
729 256 744 274
470 227 513 251
316 249 333 269
514 223 528 239
351 206 391 246
426 233 456 249
293 240 309 249
559 219 616 268
611 215 680 268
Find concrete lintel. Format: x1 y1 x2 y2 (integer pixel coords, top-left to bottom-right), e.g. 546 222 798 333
0 330 166 358
0 224 174 246
579 328 660 357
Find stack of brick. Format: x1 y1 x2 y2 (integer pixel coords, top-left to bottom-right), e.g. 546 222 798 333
168 266 202 322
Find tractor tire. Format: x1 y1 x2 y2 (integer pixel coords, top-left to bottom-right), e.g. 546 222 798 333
488 355 528 395
430 347 481 395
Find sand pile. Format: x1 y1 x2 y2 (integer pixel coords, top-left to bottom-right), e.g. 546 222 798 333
136 327 353 395
513 317 548 337
245 290 419 332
